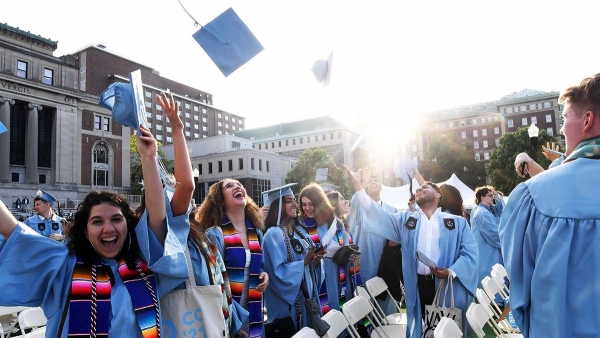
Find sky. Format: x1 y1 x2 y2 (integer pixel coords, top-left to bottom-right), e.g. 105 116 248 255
2 0 599 143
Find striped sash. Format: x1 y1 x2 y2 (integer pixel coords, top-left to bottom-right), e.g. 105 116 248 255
221 218 263 338
68 257 160 338
302 217 321 247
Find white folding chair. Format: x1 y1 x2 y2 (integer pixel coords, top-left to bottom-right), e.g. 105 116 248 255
17 307 46 335
475 288 513 334
0 306 28 338
433 316 462 338
322 309 358 338
23 326 46 338
292 327 321 338
355 286 407 328
491 265 510 298
341 296 405 338
467 302 523 338
364 277 407 325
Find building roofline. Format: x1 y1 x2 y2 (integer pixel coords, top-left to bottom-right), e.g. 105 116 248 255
68 43 155 70
0 22 58 47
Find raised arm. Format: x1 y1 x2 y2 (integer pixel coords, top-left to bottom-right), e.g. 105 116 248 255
413 167 426 186
138 124 167 244
0 200 18 240
514 152 545 178
157 93 194 217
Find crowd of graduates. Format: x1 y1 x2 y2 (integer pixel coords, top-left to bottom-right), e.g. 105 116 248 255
1 72 600 338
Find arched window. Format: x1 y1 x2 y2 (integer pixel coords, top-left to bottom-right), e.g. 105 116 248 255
93 143 109 186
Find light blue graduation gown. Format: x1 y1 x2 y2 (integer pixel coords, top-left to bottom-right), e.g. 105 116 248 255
363 202 478 338
316 221 358 313
499 158 600 338
470 204 502 301
23 213 63 237
0 190 190 338
348 194 396 283
262 226 320 330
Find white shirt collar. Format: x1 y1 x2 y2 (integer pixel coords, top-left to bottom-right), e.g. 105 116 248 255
418 207 442 220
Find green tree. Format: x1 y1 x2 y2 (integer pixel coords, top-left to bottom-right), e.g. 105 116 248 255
418 134 487 189
285 148 352 197
129 134 171 195
486 127 557 194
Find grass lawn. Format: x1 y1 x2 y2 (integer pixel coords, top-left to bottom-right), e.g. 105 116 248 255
467 325 498 338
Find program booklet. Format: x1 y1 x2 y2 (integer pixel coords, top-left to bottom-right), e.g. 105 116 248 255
416 250 437 269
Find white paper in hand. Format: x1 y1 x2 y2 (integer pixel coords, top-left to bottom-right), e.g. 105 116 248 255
417 250 437 269
324 242 342 258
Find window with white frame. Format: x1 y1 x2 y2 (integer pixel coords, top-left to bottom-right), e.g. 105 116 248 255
482 129 487 136
156 104 162 111
167 127 172 132
194 133 199 138
94 116 101 130
145 102 152 108
474 141 479 149
483 140 488 148
218 113 222 118
546 114 552 123
232 117 236 123
531 116 537 125
43 68 54 85
508 119 514 128
202 108 207 114
475 153 481 161
146 112 152 118
157 134 163 141
194 106 199 112
145 91 152 98
218 122 222 127
167 136 172 143
147 122 152 128
547 127 554 136
194 115 199 120
473 130 478 137
185 122 191 127
194 124 199 129
495 138 500 146
157 124 162 130
203 126 207 131
185 113 191 118
225 116 229 120
484 152 490 160
218 130 222 135
521 117 528 126
185 131 191 137
93 143 109 186
461 131 466 139
494 127 500 134
203 117 207 123
472 118 478 125
225 124 229 128
185 103 191 109
156 115 162 121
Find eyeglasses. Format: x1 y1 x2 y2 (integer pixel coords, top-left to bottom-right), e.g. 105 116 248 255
485 193 494 198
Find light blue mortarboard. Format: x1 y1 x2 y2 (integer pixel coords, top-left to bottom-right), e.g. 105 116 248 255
393 154 418 183
183 6 264 77
319 182 340 193
0 121 6 134
262 183 298 225
311 52 333 87
36 189 57 207
98 70 147 134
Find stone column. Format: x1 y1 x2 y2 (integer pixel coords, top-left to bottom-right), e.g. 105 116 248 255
0 97 14 182
25 103 42 184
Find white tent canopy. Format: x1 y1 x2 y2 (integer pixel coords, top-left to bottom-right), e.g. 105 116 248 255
380 173 477 210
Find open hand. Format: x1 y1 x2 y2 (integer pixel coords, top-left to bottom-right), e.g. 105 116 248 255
157 93 183 131
137 124 158 161
542 141 561 161
342 164 363 191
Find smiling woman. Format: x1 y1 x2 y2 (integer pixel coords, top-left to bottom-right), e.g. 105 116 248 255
0 124 191 337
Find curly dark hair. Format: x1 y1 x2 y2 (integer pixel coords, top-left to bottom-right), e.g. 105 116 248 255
67 191 140 270
194 179 264 232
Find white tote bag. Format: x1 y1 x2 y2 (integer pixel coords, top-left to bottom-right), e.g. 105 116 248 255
422 276 462 338
160 248 226 338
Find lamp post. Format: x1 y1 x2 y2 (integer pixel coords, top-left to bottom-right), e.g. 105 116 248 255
192 167 199 205
528 123 540 162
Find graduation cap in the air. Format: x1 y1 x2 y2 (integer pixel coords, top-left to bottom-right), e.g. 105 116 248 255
184 6 264 77
311 52 333 87
319 182 340 193
98 70 147 134
36 189 58 207
0 121 6 135
262 183 298 224
393 154 418 183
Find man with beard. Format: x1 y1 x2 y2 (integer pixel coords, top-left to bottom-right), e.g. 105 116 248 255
343 165 478 338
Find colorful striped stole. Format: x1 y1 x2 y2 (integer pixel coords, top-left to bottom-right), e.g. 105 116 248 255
302 217 321 247
68 257 160 338
221 218 263 338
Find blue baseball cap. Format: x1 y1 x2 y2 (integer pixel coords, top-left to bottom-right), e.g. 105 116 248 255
36 189 58 206
192 8 264 77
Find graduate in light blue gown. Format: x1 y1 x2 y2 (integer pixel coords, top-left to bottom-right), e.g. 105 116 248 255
300 183 360 317
501 74 600 338
0 123 190 337
471 187 503 302
23 189 64 241
343 165 478 338
262 183 322 331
